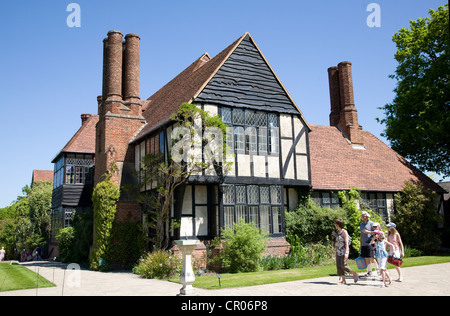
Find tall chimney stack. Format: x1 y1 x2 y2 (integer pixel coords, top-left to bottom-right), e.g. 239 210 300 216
123 34 140 103
103 30 124 101
327 66 341 127
328 61 364 146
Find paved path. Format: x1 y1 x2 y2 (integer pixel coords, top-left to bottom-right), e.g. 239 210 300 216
1 261 449 296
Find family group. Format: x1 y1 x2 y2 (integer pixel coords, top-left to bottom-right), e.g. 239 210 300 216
333 211 404 287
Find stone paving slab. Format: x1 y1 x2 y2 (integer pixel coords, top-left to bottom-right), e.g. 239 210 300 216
1 261 449 296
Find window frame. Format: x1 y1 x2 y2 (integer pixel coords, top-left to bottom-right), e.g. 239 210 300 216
222 106 280 156
221 184 284 237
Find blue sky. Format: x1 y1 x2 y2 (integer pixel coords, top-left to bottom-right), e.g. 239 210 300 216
0 0 447 207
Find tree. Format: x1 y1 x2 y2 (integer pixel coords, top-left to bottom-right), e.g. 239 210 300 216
0 181 52 260
378 4 449 177
392 181 441 254
139 103 231 250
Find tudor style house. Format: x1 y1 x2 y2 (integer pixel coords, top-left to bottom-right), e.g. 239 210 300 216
49 31 445 258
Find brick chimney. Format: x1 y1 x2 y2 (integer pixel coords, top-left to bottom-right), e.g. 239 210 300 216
327 61 364 147
95 30 146 189
103 30 123 102
81 114 94 125
123 34 140 103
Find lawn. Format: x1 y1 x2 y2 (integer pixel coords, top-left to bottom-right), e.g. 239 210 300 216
0 263 56 292
178 255 450 290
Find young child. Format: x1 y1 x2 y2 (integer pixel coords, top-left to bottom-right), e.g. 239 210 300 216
370 230 393 287
387 223 404 282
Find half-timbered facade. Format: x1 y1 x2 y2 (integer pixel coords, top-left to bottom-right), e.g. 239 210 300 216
131 34 310 250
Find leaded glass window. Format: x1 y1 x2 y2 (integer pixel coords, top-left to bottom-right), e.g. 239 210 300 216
234 127 245 152
247 185 259 204
220 184 284 236
222 107 232 124
270 186 282 205
223 185 235 204
233 109 245 125
222 107 279 155
236 185 246 204
246 127 257 153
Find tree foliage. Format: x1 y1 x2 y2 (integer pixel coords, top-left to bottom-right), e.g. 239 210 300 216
378 4 449 177
0 181 53 260
392 181 441 254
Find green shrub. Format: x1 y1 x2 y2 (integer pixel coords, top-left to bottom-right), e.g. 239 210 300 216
108 221 146 269
213 220 268 273
288 234 334 267
70 210 93 264
404 246 423 258
133 250 181 279
56 227 75 262
285 198 346 244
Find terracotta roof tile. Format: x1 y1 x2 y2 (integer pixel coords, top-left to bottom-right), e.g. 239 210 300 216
31 170 54 184
309 124 444 193
52 114 99 162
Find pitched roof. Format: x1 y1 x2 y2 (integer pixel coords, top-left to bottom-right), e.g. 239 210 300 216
31 170 54 184
309 124 445 193
133 33 308 142
52 114 99 162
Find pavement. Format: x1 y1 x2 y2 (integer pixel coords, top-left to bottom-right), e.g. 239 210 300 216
1 261 449 296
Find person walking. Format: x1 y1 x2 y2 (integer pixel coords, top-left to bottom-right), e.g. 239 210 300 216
0 247 6 261
360 211 377 277
387 222 404 282
334 219 359 284
371 230 394 287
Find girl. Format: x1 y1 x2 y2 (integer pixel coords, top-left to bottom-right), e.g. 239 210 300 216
387 223 404 282
371 230 393 287
334 219 359 284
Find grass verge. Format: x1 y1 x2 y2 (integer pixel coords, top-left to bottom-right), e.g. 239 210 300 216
0 263 56 292
171 255 450 290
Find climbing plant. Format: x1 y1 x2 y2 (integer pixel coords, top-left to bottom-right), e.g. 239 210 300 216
89 164 120 271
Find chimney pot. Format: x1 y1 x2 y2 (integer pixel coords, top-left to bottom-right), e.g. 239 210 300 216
81 114 93 125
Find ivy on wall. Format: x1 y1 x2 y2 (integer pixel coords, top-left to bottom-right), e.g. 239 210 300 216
89 164 120 271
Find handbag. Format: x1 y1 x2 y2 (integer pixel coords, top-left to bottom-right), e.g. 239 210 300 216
355 256 367 270
388 255 403 267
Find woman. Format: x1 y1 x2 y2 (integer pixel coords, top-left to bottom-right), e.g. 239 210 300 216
333 219 358 284
387 222 404 282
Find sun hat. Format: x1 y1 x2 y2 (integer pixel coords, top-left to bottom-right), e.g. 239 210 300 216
386 222 396 228
373 230 382 235
373 222 380 227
